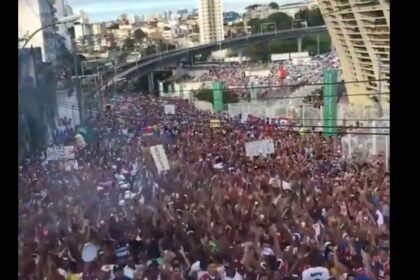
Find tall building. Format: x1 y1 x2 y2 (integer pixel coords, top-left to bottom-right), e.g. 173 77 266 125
318 0 390 105
198 0 224 44
79 10 90 24
54 0 74 51
18 0 57 65
74 10 92 46
91 23 105 36
129 14 140 24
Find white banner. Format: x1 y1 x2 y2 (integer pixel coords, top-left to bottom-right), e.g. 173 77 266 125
245 139 275 157
150 144 171 173
271 53 290 61
47 146 75 161
164 104 176 114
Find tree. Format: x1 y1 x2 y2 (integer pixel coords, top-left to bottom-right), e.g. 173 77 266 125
123 37 135 51
247 12 293 33
245 4 262 10
266 12 293 30
269 2 279 9
247 18 263 33
295 8 324 26
133 28 147 43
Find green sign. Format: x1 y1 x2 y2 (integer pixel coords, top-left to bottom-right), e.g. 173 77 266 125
212 82 224 113
323 69 338 137
250 81 258 101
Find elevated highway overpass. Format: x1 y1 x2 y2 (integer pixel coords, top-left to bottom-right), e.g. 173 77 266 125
101 26 328 92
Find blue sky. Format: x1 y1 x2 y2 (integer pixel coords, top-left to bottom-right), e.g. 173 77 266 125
67 0 297 22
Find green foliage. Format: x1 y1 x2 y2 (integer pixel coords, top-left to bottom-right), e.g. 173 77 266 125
133 28 147 42
194 88 238 105
248 12 293 33
268 2 279 9
246 4 262 10
267 12 293 29
123 37 135 51
244 31 331 62
295 8 325 26
142 41 176 56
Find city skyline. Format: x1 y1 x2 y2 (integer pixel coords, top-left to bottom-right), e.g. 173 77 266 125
67 0 299 22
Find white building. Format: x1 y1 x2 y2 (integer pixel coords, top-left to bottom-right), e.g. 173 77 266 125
74 23 92 41
279 0 319 18
198 0 224 44
54 0 73 51
91 23 105 36
79 10 90 24
129 15 140 24
73 10 92 47
244 5 276 20
244 1 319 20
18 0 57 65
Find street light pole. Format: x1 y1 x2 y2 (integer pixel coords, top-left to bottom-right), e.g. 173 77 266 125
20 15 80 49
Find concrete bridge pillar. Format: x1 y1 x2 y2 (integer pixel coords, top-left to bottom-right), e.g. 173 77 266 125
148 72 155 93
238 47 244 64
298 37 302 53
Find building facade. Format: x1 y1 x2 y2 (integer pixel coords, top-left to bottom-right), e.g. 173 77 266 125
54 0 74 51
318 0 390 105
280 0 319 18
18 0 58 65
198 0 224 44
19 48 57 159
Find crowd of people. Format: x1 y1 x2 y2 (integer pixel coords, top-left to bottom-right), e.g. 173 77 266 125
19 96 389 280
196 53 340 99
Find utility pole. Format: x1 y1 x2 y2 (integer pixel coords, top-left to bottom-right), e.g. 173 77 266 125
96 64 104 112
317 35 320 55
73 41 83 126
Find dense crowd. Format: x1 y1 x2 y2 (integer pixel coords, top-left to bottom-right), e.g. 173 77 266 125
196 53 340 98
19 96 389 280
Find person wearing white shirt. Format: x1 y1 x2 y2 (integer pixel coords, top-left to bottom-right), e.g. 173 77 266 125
221 263 243 280
302 250 331 280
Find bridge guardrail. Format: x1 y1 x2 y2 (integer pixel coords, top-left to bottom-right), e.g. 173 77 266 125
101 26 327 91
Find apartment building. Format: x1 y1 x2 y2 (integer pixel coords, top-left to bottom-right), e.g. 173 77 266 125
318 0 390 105
198 0 224 44
54 0 74 51
18 0 57 65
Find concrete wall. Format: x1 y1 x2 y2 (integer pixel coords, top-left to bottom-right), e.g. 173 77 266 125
159 80 213 100
193 100 214 113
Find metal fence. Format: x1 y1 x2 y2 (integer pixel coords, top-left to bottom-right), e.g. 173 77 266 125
225 97 390 167
227 101 322 122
